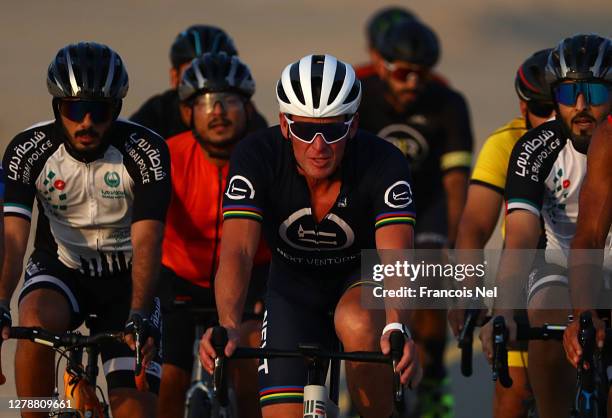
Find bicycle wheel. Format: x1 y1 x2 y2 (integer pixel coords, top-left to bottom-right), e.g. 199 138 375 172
186 388 212 418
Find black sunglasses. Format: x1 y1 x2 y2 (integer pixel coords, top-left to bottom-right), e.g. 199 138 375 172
59 100 116 123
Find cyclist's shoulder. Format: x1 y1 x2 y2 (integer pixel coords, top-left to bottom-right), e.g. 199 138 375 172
425 82 468 106
166 130 196 151
112 119 169 172
115 118 166 145
513 119 564 150
4 120 57 159
484 117 527 150
133 89 177 113
235 126 284 155
507 119 566 182
353 130 409 170
8 120 56 144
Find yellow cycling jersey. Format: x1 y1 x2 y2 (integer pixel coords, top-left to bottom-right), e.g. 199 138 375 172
471 117 527 192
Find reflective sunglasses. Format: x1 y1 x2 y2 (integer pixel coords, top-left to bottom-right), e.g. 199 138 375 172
554 82 611 106
284 114 353 144
58 100 115 123
527 101 555 118
193 92 244 114
384 61 429 83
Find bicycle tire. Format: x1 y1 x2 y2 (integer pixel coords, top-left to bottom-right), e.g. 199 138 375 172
186 388 213 418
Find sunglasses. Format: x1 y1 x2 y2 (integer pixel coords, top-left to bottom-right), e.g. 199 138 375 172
384 61 429 83
58 100 115 123
193 92 244 114
526 101 555 118
554 82 611 106
284 114 353 144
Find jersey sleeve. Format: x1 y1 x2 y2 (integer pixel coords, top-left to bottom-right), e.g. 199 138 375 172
222 135 271 223
2 134 38 221
439 91 474 172
471 131 515 193
371 146 417 229
504 127 563 217
123 132 172 223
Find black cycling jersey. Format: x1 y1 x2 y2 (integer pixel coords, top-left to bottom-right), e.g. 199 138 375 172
358 75 473 213
221 126 416 275
2 118 171 276
130 89 269 140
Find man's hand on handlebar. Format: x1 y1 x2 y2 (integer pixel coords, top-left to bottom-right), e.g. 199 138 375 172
448 307 487 337
563 311 606 369
0 301 11 341
479 312 516 363
380 328 422 387
199 325 241 374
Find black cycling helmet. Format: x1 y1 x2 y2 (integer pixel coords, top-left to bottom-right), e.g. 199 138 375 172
515 48 553 103
170 25 237 69
545 33 612 85
47 42 129 100
377 19 440 68
178 52 255 102
366 6 416 49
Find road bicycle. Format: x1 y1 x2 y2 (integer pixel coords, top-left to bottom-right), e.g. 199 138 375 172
0 319 148 417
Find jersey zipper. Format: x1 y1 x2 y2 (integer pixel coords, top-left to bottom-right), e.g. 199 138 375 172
85 162 100 249
210 166 223 283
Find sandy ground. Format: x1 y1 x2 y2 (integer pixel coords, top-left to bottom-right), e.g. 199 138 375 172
0 0 610 416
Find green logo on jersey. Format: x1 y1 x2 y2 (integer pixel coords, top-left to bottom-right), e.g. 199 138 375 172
104 171 121 188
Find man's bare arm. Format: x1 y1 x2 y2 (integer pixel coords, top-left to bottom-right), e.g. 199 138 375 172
569 121 612 311
0 217 31 302
456 184 504 250
376 223 414 324
495 210 542 313
215 218 262 330
443 170 469 246
130 220 165 313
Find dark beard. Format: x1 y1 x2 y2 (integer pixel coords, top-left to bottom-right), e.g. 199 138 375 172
567 111 597 154
192 129 239 160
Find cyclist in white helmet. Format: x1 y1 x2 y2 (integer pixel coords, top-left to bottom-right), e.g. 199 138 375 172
200 54 421 418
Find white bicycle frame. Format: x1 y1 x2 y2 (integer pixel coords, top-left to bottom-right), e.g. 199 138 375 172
303 384 340 418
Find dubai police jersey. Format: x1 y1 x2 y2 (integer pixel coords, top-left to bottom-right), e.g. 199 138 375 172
2 118 171 276
505 119 612 263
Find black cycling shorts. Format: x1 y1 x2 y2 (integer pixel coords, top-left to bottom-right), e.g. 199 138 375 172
157 263 268 372
18 250 161 394
258 262 372 408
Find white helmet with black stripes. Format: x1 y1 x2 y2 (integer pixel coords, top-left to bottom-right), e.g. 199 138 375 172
276 54 361 118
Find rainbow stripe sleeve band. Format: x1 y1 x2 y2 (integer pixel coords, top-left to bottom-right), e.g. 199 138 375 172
222 205 263 222
375 211 416 229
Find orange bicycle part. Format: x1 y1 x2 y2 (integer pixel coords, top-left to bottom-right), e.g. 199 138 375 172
135 363 149 392
64 369 105 417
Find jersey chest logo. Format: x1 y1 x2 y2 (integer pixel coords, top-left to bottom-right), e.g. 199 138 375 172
377 123 429 169
40 170 68 212
279 208 355 251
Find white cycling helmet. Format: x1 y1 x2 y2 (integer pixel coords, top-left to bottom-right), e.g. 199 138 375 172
276 54 361 118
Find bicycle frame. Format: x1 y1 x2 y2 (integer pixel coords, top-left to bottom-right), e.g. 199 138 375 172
62 343 108 417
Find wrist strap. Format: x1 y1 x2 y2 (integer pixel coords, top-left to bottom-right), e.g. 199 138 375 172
382 322 412 340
